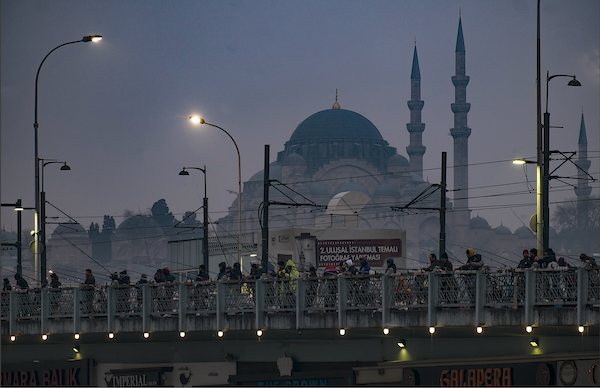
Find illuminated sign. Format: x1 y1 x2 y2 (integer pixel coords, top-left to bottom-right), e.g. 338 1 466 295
440 367 512 387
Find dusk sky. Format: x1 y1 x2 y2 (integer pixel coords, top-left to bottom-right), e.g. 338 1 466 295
2 0 599 239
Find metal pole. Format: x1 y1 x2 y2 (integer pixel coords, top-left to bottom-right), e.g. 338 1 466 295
536 0 543 255
439 152 447 258
17 199 23 277
262 145 270 274
202 165 209 272
40 191 46 279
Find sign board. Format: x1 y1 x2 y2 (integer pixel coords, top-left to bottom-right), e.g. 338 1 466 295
317 239 402 267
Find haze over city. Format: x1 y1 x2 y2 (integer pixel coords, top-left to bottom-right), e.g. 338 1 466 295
2 0 599 240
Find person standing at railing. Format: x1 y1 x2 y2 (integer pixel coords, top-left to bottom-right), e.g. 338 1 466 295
358 258 371 275
460 248 484 270
246 261 264 280
3 278 12 292
278 260 299 309
518 250 533 269
14 273 28 290
540 249 557 268
423 253 442 271
216 262 228 281
49 273 61 288
196 265 209 281
440 253 453 271
81 269 96 315
580 253 598 268
529 249 540 267
385 258 397 275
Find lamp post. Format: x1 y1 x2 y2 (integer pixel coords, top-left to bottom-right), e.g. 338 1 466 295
39 159 71 280
0 200 25 276
189 116 242 267
541 72 581 251
179 166 209 272
33 35 102 286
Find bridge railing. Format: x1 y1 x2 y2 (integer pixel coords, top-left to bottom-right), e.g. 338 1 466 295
2 268 598 335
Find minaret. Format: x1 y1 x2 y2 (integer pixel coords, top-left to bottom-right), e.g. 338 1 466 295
406 42 426 177
574 111 592 228
450 15 471 228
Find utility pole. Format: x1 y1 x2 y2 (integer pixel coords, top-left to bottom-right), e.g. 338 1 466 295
439 152 447 258
261 145 270 274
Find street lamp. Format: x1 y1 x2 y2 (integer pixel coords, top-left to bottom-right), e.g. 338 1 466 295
179 166 209 272
33 35 102 286
540 72 581 251
40 160 71 280
189 116 242 266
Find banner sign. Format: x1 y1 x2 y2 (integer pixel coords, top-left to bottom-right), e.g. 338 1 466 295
317 239 402 267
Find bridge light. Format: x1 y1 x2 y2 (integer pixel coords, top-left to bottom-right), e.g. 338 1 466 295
339 328 346 336
526 326 533 333
74 333 80 340
143 332 150 339
578 326 585 333
383 328 390 335
108 332 115 339
72 346 80 353
429 327 435 334
530 337 539 347
256 330 263 337
397 340 405 348
10 335 16 342
41 334 48 341
179 331 186 338
476 326 483 334
217 330 224 337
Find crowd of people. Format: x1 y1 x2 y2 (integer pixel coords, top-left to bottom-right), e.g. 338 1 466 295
1 249 597 292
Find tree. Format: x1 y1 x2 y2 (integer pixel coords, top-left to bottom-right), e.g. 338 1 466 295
182 211 198 226
151 199 175 232
552 196 600 254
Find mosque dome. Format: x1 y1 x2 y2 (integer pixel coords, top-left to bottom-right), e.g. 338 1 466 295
388 154 410 167
289 109 384 142
249 162 282 182
53 223 86 235
470 215 491 229
374 183 400 197
283 152 307 166
333 181 370 196
495 225 512 235
515 226 535 239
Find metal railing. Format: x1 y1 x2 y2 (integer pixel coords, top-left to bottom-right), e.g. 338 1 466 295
2 268 598 335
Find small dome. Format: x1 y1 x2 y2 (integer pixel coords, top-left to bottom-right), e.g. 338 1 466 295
515 226 535 239
374 183 400 197
309 182 329 197
495 225 512 235
333 181 370 196
289 109 384 142
249 162 282 182
53 223 86 235
282 152 307 166
470 216 491 229
388 154 410 167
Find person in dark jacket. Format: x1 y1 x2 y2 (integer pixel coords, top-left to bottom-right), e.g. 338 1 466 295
118 270 131 285
49 273 61 288
385 258 397 275
229 263 243 280
247 261 264 279
196 265 209 281
461 248 483 270
163 267 176 282
423 253 443 271
3 278 12 292
84 269 96 285
358 258 371 275
440 253 453 271
216 262 228 281
518 249 533 269
14 273 28 289
539 248 557 268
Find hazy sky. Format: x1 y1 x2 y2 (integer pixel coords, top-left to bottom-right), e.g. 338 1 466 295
2 0 599 238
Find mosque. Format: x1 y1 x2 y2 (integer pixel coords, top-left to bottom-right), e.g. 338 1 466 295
42 16 592 279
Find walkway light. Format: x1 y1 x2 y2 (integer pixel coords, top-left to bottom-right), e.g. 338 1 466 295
179 331 186 338
578 326 585 333
526 326 533 333
41 334 48 341
383 328 390 335
530 337 539 347
397 340 405 348
429 326 435 334
476 326 483 334
257 330 263 337
218 330 224 337
143 332 150 339
108 332 114 339
10 335 16 342
74 333 80 340
339 328 346 336
72 346 80 353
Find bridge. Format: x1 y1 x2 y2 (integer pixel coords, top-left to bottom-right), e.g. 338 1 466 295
3 268 598 336
2 268 599 386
